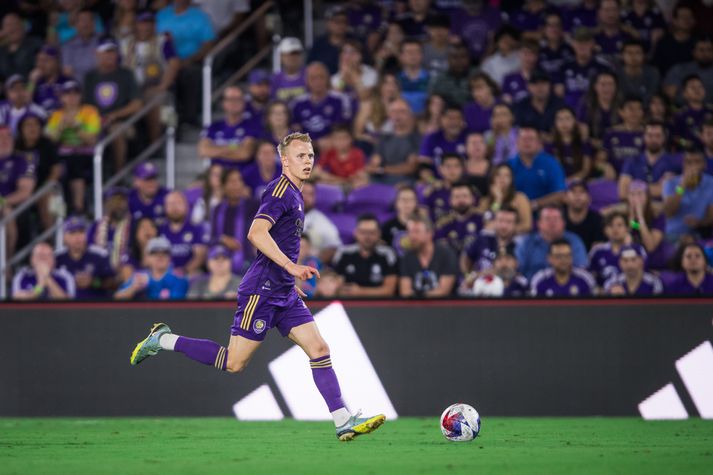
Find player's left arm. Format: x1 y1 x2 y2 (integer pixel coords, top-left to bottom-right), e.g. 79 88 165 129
247 218 320 281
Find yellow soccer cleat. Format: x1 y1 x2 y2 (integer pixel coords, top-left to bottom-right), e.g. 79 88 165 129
336 411 386 441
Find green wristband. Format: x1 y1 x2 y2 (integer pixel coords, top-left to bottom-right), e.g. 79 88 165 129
676 185 685 196
629 220 640 230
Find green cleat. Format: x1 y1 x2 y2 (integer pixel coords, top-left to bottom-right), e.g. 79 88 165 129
129 323 171 366
336 411 386 441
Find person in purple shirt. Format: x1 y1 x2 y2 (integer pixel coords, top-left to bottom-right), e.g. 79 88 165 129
464 72 499 133
159 191 209 277
508 0 548 38
555 27 612 109
603 244 663 296
396 0 434 41
422 153 465 221
588 211 646 286
672 75 713 150
0 75 47 135
271 37 307 103
12 242 76 300
55 216 116 299
128 162 168 224
538 12 573 76
622 0 666 52
198 85 259 171
545 106 593 181
563 0 598 32
434 182 483 254
291 62 351 148
129 132 385 441
576 71 620 144
418 105 467 176
513 70 566 133
449 0 502 61
599 96 645 175
30 45 74 113
242 140 281 199
666 242 713 295
703 119 713 175
502 40 539 105
593 0 634 61
531 238 596 297
88 187 132 270
462 205 518 273
245 69 271 126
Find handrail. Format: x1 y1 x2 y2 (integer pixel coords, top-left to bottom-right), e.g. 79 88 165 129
103 136 167 190
212 44 273 102
202 0 274 127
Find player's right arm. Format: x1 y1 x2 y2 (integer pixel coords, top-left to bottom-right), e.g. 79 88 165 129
247 218 320 281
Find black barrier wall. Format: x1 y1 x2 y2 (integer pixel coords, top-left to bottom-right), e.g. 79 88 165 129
1 300 711 417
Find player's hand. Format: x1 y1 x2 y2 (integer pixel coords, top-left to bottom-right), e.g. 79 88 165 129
285 262 320 280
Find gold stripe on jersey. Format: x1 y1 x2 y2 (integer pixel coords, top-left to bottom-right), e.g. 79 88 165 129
275 179 290 198
255 213 276 224
272 177 288 198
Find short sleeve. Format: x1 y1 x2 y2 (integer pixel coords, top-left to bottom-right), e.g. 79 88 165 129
198 11 216 43
662 176 678 198
254 191 290 225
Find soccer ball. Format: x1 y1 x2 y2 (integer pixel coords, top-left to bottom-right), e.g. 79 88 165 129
440 403 481 442
472 274 504 297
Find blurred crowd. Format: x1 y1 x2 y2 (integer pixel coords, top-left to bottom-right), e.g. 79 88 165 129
2 0 713 300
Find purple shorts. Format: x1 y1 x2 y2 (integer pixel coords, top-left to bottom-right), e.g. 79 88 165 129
231 290 314 341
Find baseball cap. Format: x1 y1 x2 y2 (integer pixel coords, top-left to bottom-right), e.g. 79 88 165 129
63 216 89 233
208 244 231 260
146 236 172 254
61 79 82 93
103 186 129 200
573 27 594 42
528 69 551 84
96 37 119 52
248 69 270 85
278 37 304 55
133 162 158 180
620 245 646 261
4 74 25 89
137 10 155 22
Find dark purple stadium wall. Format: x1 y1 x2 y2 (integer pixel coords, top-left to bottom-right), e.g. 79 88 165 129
0 299 711 417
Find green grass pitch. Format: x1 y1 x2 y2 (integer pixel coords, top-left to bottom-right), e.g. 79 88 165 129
1 418 711 474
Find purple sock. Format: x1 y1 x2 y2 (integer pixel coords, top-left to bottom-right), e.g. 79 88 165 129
310 355 345 412
174 336 228 371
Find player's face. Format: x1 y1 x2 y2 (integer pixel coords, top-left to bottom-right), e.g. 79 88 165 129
682 246 706 273
620 255 642 277
355 220 380 250
548 244 572 274
283 139 315 182
64 230 87 252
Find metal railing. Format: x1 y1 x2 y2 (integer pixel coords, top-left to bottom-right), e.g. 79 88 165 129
0 180 63 299
202 0 274 127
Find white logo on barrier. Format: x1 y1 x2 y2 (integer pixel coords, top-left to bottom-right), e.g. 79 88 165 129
233 302 398 421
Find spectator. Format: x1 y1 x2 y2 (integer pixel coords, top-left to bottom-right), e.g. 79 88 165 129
0 12 42 81
461 205 518 274
664 37 713 105
307 5 349 75
399 214 458 297
315 126 368 188
564 180 605 251
599 95 645 175
397 0 435 41
428 44 472 107
463 132 491 196
245 69 271 124
373 21 406 74
210 168 258 274
45 79 101 215
314 267 343 298
621 0 666 53
435 182 482 254
705 120 713 174
191 163 223 225
672 75 713 150
330 40 378 101
115 236 189 300
55 216 116 299
12 242 75 300
463 72 499 133
588 211 644 285
491 250 530 296
260 100 292 147
271 37 307 102
367 98 420 184
647 92 672 125
593 0 634 61
30 45 74 113
88 187 131 269
502 40 539 104
480 26 521 87
662 149 713 241
530 238 596 297
0 125 36 258
15 113 60 230
159 191 208 277
60 8 101 84
82 37 141 171
619 121 681 200
119 216 158 282
616 39 660 104
509 0 547 39
120 10 180 143
448 0 502 61
332 213 398 297
198 85 259 172
418 93 445 136
422 153 464 221
509 127 566 210
604 245 662 296
382 185 420 254
291 62 351 150
418 105 467 177
564 0 598 31
302 180 342 263
516 205 588 279
546 106 593 182
296 234 321 298
577 71 620 145
112 0 138 40
187 244 241 300
0 75 47 135
513 70 565 133
242 141 281 199
396 39 430 115
653 4 696 76
538 11 573 77
128 162 168 224
478 163 532 235
484 103 518 166
52 0 104 45
555 27 611 109
354 73 400 143
666 243 713 295
422 14 452 78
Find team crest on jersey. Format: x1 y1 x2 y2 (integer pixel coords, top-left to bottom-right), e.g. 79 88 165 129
253 319 266 334
184 232 193 242
570 285 579 295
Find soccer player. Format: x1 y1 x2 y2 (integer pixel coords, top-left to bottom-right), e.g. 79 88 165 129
129 132 385 441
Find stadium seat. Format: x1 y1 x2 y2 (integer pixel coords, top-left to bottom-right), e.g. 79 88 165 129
587 179 619 212
344 183 397 214
325 212 358 244
315 183 345 213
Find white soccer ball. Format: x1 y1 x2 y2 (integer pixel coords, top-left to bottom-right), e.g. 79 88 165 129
440 403 481 442
472 274 504 297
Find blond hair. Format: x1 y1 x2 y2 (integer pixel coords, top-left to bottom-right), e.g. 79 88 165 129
278 132 312 157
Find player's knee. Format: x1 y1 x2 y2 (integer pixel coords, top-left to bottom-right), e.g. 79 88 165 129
226 358 248 373
310 342 330 359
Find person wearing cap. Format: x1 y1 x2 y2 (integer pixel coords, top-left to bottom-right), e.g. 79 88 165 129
271 37 307 102
245 69 271 122
158 190 209 277
115 236 189 300
128 162 168 224
665 242 713 295
530 238 596 297
30 45 75 113
12 242 76 300
83 36 142 170
60 8 102 84
120 10 180 143
588 211 645 286
187 244 241 300
512 70 565 133
0 75 47 135
0 12 43 80
45 79 101 214
564 180 605 251
306 5 350 75
56 216 117 299
603 244 662 296
88 187 131 269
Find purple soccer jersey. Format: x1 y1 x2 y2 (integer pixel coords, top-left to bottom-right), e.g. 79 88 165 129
242 162 281 199
603 272 663 295
270 69 307 102
538 42 574 76
544 140 593 177
509 7 546 32
159 220 209 270
563 4 597 31
419 129 467 170
449 6 502 60
422 182 452 221
55 245 114 299
665 273 713 295
291 92 351 141
12 267 76 299
673 106 713 149
622 8 666 49
602 128 644 174
588 242 646 286
530 267 596 297
621 153 682 184
34 75 74 112
201 118 260 171
0 154 36 197
557 57 611 108
434 209 483 254
128 187 168 224
504 275 529 297
502 72 529 104
465 230 517 271
594 30 630 58
463 100 496 133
